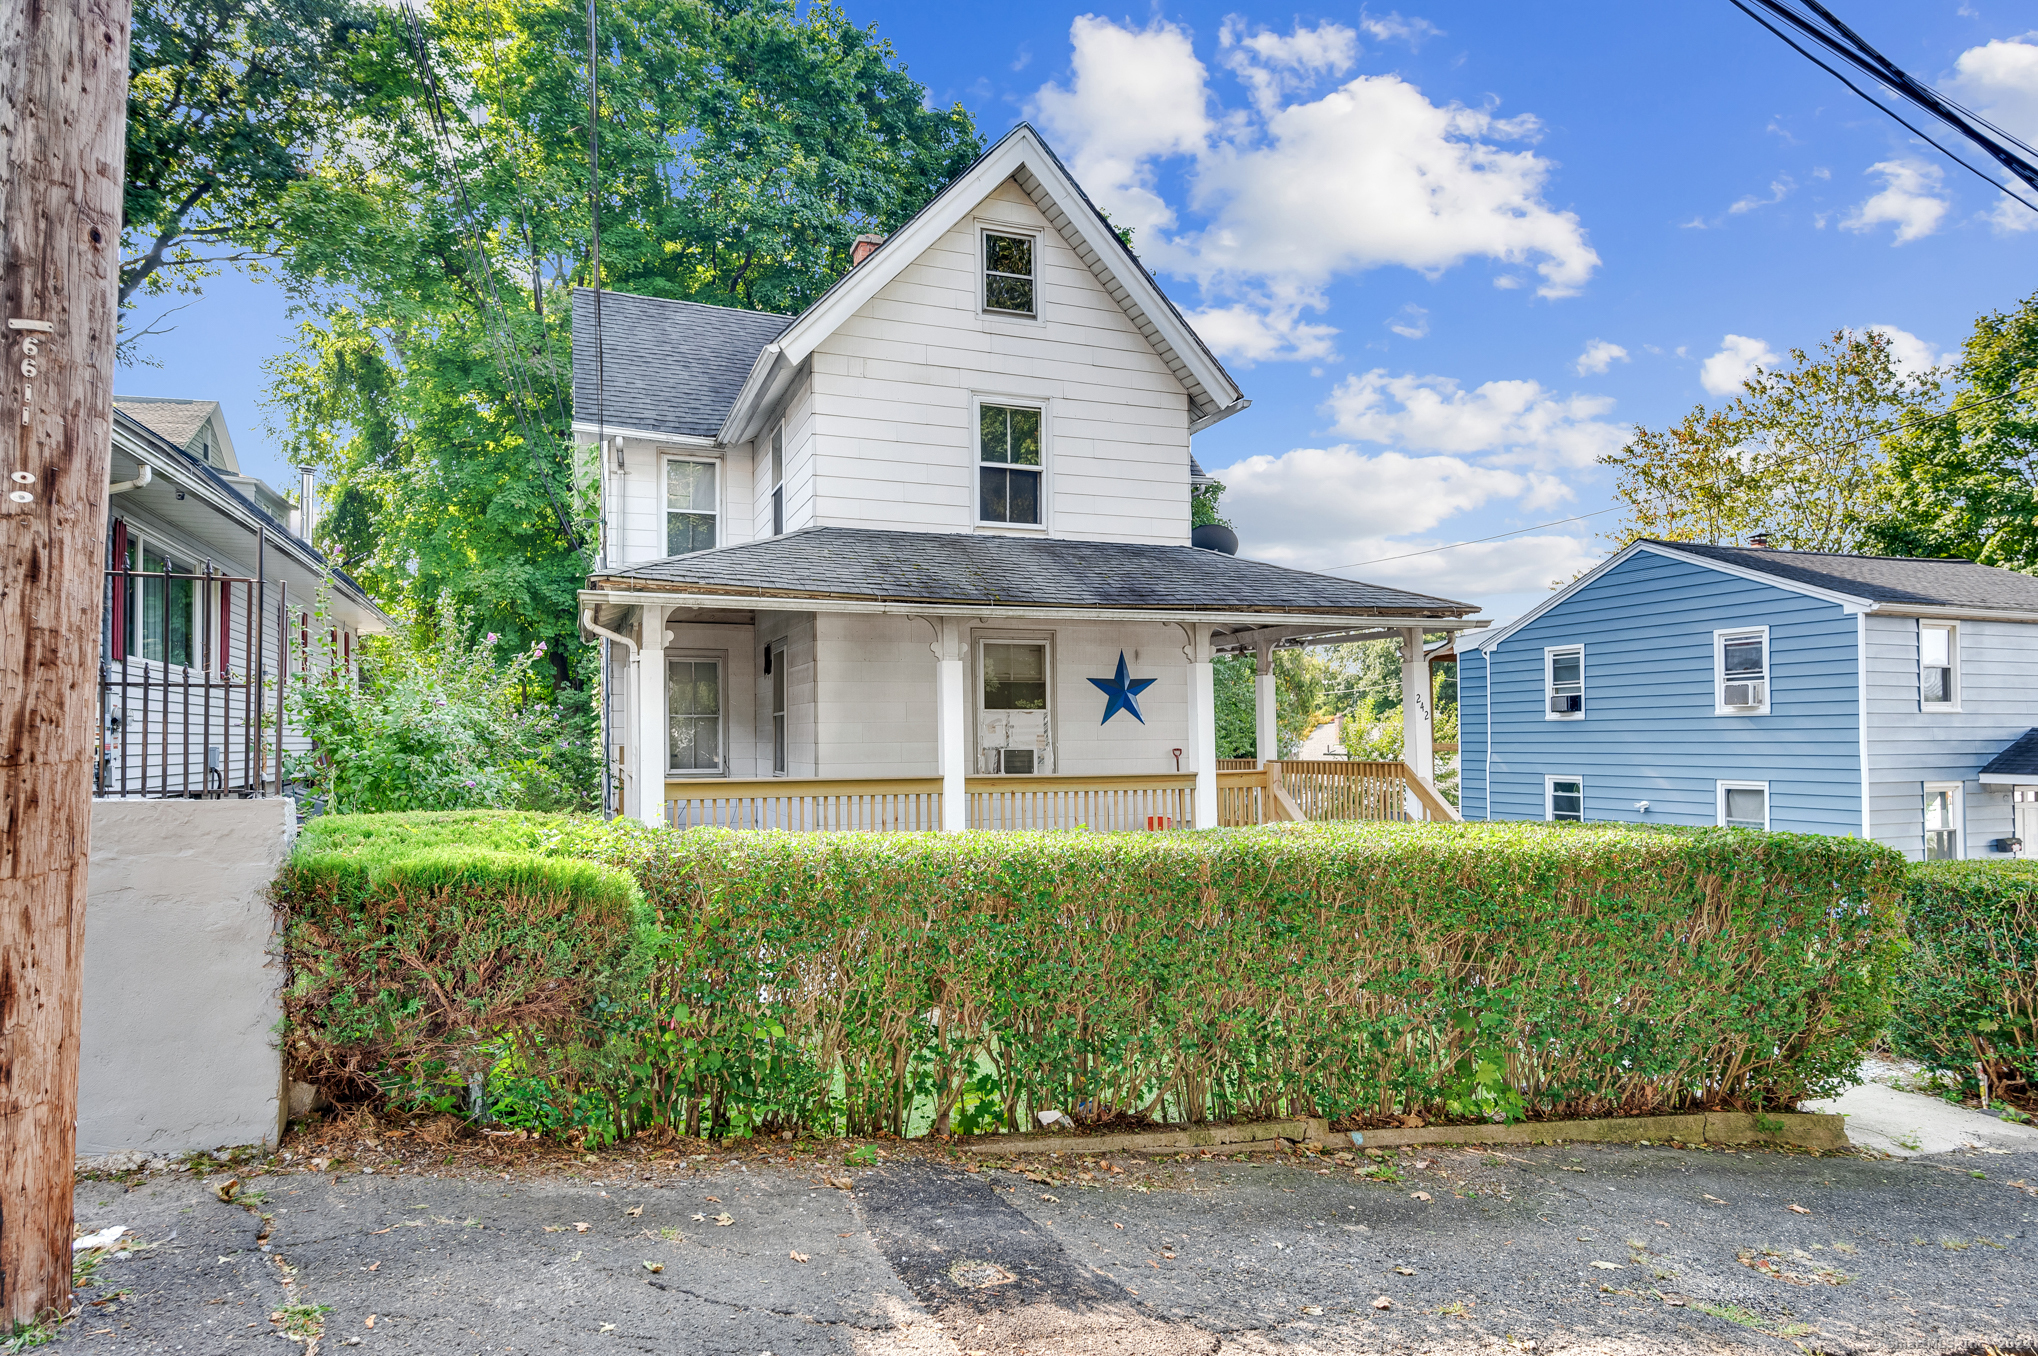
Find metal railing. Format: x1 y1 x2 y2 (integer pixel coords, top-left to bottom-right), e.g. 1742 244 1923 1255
97 534 286 798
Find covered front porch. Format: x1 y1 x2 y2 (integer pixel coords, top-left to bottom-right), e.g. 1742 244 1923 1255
579 527 1480 832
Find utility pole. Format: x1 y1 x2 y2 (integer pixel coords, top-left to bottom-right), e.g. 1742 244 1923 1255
0 0 132 1328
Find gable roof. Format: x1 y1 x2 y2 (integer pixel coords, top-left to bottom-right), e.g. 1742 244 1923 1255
1477 538 2038 652
586 526 1475 620
114 396 239 472
570 124 1246 448
570 290 793 442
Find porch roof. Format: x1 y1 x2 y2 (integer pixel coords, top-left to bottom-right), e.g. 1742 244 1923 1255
583 526 1478 624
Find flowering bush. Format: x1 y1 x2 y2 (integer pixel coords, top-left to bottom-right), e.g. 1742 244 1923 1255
290 594 595 814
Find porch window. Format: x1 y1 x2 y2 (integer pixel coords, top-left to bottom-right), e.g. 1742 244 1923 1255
667 657 723 774
1546 776 1583 822
768 641 788 775
1924 782 1962 859
981 641 1049 774
666 459 718 555
983 232 1035 316
768 423 785 537
979 404 1042 526
1921 622 1957 707
124 533 196 668
1718 781 1769 830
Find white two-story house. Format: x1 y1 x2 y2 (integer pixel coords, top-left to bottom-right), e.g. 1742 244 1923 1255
573 125 1480 831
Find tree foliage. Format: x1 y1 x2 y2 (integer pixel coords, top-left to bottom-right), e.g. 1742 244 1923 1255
1601 329 1940 552
1864 291 2038 568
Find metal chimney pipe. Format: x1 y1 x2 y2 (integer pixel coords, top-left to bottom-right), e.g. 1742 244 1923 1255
298 464 317 542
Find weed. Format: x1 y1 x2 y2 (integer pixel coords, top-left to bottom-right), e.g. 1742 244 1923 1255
1693 1300 1767 1330
270 1304 331 1339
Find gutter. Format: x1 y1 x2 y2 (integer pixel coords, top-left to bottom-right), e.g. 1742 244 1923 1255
1188 396 1252 436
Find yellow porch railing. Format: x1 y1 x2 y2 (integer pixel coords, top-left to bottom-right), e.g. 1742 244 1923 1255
664 776 944 831
969 773 1194 831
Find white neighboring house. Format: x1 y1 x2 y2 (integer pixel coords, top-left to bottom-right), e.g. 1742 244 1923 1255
104 397 386 798
574 124 1481 831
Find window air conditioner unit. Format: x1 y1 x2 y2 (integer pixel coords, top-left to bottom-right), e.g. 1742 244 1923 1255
1549 694 1582 714
1722 680 1765 708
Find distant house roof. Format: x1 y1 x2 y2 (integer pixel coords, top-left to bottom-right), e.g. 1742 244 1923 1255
586 526 1476 619
1980 729 2038 784
570 289 793 441
1656 541 2038 615
114 396 239 472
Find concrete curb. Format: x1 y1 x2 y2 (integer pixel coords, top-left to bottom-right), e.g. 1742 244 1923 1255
965 1110 1848 1156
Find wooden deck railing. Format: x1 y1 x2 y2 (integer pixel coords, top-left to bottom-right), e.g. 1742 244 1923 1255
665 760 1453 831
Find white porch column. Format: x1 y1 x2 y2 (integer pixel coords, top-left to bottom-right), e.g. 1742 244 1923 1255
636 605 668 827
1187 624 1218 828
933 617 968 831
1399 627 1435 819
1253 642 1278 767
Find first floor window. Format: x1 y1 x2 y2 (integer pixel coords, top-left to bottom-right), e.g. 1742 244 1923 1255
1719 781 1769 830
1547 776 1583 822
667 657 723 774
768 642 788 775
1924 783 1961 860
980 640 1049 774
666 459 718 555
122 534 196 667
978 404 1042 525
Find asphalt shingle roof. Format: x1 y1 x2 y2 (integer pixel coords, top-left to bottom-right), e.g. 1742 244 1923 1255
114 396 217 450
1980 729 2038 781
1656 540 2038 615
590 526 1475 616
571 289 793 440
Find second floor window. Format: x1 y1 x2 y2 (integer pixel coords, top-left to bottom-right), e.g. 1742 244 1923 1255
979 404 1042 525
1546 645 1583 718
666 459 717 556
984 232 1035 315
1921 622 1957 706
1716 627 1768 713
768 424 785 537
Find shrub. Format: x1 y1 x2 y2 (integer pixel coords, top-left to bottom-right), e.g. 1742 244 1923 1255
1889 861 2038 1108
276 811 652 1114
275 816 1905 1141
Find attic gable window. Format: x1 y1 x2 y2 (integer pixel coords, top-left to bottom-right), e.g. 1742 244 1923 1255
983 232 1035 315
979 404 1042 526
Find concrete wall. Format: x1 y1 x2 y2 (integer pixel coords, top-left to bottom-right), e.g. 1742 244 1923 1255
78 797 292 1156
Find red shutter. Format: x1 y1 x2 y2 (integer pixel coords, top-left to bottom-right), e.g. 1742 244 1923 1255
109 519 127 662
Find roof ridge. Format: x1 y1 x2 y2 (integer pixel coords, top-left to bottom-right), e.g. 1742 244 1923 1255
1649 538 1980 566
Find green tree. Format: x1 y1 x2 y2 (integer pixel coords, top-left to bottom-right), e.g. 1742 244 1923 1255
1601 329 1940 551
1865 292 2038 568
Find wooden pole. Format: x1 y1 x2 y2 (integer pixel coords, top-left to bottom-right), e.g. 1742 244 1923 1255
0 0 132 1326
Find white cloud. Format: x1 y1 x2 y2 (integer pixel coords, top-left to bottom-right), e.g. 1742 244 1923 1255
1863 324 1946 378
1030 16 1599 359
1357 10 1444 47
1699 334 1778 396
1950 33 2038 146
1185 301 1339 364
1728 176 1794 214
1352 533 1601 601
1388 303 1430 339
1574 339 1628 376
1324 369 1625 469
1841 159 1951 244
1989 194 2038 233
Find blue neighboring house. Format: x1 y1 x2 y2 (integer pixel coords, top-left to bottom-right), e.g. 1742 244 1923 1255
1456 539 2038 860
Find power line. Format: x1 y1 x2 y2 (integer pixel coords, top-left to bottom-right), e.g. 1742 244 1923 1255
1329 509 1620 572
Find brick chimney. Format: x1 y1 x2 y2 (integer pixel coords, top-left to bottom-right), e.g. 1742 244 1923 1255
1747 532 1770 549
850 233 886 267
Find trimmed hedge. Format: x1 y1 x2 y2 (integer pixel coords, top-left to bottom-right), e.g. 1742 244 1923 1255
276 812 1905 1141
278 811 653 1111
1889 861 2038 1108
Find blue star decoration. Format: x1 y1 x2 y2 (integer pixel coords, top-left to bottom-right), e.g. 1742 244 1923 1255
1088 651 1157 725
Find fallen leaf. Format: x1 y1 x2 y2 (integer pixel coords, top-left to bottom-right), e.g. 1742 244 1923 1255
790 1251 809 1263
692 1214 706 1222
1787 1204 1812 1215
1414 1159 1431 1170
214 1178 240 1203
1590 1261 1622 1270
544 1226 564 1233
827 1177 854 1191
704 1197 721 1203
1394 1266 1414 1275
1702 1194 1727 1204
1373 1296 1392 1310
1041 1193 1060 1204
713 1214 733 1226
1301 1305 1324 1315
642 1262 663 1274
1655 1220 1670 1229
1112 1222 1124 1230
574 1223 591 1233
365 1262 379 1272
1162 1252 1176 1260
1409 1192 1431 1202
1561 1166 1586 1173
364 1315 376 1329
599 1323 616 1333
625 1206 643 1217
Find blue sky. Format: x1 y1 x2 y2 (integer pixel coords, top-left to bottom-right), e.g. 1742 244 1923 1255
120 1 2038 624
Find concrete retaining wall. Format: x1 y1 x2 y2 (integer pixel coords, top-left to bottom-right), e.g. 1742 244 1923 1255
78 797 293 1156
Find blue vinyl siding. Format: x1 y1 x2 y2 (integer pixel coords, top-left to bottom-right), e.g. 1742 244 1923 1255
1474 549 1861 833
1459 648 1489 819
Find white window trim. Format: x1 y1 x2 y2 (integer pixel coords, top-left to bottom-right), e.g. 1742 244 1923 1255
766 639 789 777
665 649 729 779
765 422 785 538
973 631 1055 775
121 527 208 673
971 394 1050 533
663 454 721 555
1545 774 1584 822
1544 644 1584 721
977 223 1042 321
1919 620 1960 711
1713 625 1771 716
1923 780 1964 860
1716 779 1771 830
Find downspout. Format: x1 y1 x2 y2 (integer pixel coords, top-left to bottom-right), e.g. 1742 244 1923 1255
108 463 152 495
581 607 638 662
1857 610 1871 841
582 608 639 821
1484 643 1494 820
